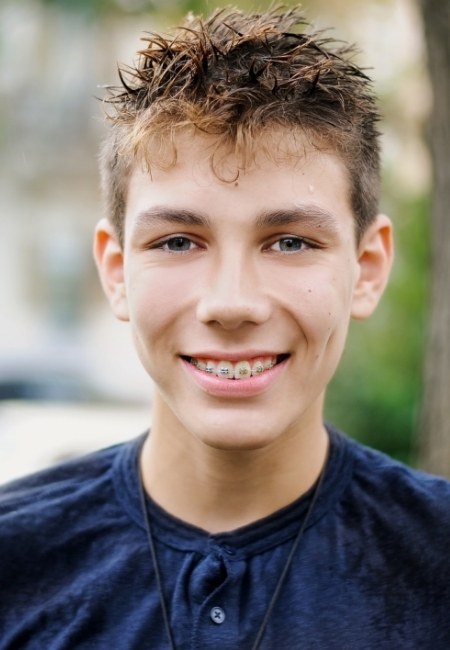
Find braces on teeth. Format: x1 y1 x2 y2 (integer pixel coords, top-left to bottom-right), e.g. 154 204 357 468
189 357 277 380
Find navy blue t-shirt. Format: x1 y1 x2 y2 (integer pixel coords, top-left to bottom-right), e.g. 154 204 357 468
1 426 450 649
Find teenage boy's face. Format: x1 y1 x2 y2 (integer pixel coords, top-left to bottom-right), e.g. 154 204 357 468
95 131 392 451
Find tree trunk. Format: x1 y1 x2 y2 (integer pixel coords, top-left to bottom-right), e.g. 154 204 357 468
417 0 450 476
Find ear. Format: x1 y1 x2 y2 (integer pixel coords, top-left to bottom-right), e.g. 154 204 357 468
351 214 394 320
93 218 129 322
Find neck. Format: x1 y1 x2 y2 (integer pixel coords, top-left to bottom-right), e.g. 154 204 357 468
140 400 329 534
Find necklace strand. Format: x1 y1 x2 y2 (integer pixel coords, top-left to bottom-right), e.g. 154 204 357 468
138 456 327 650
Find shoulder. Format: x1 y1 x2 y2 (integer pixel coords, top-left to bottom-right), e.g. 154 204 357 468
341 433 450 535
0 436 144 592
348 435 450 496
0 441 116 503
0 437 140 538
0 436 147 643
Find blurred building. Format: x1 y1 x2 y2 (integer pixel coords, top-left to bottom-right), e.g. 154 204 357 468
0 1 161 406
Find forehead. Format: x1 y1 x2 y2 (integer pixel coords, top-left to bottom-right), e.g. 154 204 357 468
124 130 354 235
133 127 347 181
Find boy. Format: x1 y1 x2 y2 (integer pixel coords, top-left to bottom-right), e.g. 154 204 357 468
1 6 449 649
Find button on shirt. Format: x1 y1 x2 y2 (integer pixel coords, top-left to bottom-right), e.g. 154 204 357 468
210 607 226 624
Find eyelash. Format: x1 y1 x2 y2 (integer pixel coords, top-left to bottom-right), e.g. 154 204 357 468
149 234 317 254
268 236 315 253
151 236 200 253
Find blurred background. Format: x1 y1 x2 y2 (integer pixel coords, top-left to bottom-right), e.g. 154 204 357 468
0 0 448 482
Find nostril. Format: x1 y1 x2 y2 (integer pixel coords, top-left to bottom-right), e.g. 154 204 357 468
196 295 272 329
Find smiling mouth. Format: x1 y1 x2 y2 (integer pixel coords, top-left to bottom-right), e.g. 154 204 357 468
183 354 290 380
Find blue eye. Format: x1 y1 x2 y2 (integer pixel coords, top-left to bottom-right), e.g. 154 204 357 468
273 237 305 252
147 234 202 254
164 237 194 252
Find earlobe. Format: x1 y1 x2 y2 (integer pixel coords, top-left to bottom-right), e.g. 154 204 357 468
351 214 394 320
93 218 130 322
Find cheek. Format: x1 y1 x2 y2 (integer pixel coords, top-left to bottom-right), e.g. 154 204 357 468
128 263 185 310
293 279 353 379
282 267 355 333
126 269 186 351
125 268 207 389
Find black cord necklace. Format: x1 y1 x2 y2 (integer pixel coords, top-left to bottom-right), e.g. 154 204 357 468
138 457 327 650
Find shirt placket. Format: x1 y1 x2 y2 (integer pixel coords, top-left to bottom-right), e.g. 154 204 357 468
189 543 244 650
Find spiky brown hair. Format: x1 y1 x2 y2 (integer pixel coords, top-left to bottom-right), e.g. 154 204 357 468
100 5 381 245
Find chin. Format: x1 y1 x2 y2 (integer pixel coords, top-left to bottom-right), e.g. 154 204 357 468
194 422 283 453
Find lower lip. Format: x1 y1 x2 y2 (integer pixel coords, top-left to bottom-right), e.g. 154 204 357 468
181 358 288 398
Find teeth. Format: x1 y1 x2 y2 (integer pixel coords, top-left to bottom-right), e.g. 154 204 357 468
251 359 265 375
190 356 279 380
234 361 252 380
216 360 234 378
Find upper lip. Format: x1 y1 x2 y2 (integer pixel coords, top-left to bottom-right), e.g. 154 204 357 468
181 350 288 361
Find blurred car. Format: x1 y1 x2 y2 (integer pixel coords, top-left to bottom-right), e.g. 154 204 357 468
0 349 150 484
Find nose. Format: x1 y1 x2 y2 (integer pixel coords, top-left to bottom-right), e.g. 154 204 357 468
196 251 272 330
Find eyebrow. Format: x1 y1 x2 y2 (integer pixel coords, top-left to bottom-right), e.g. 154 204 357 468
134 207 211 229
255 205 340 233
133 203 340 234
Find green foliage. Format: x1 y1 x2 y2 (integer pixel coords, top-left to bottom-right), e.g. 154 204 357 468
39 0 215 17
38 0 300 18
